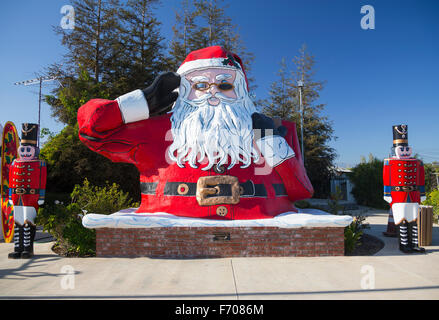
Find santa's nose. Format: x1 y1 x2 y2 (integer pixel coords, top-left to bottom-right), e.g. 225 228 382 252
209 84 219 95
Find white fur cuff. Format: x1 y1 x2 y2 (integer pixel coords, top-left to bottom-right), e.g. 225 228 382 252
116 89 149 124
256 135 295 167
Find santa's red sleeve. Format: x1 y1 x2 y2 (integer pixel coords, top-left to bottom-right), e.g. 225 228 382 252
77 89 151 164
256 121 314 202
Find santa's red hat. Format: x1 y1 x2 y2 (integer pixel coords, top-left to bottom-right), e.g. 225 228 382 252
177 46 249 91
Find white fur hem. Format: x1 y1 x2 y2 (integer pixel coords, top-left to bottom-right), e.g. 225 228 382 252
82 208 353 229
177 58 244 76
116 89 149 124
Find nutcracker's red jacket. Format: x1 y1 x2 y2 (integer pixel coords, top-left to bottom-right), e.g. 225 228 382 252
9 159 46 209
383 158 425 206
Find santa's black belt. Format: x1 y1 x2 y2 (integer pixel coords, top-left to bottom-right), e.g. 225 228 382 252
140 181 287 197
10 187 40 195
390 186 418 192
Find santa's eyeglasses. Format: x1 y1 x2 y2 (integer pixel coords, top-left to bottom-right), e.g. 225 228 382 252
192 81 234 92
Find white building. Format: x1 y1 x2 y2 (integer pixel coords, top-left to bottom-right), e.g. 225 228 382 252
329 167 355 203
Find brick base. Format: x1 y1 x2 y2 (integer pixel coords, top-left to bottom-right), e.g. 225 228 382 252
96 227 345 258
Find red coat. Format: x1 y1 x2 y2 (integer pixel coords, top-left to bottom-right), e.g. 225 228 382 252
78 98 314 220
383 158 425 206
9 159 47 209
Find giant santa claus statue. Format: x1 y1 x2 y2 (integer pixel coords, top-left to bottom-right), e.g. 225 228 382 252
78 46 314 220
383 124 426 253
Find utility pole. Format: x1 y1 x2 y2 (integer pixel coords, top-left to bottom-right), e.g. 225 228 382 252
14 76 57 148
297 79 304 162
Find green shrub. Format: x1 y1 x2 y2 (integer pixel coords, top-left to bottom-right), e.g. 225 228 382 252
423 189 439 223
70 178 139 214
327 186 345 215
348 156 388 209
344 222 363 254
36 178 139 256
344 212 369 255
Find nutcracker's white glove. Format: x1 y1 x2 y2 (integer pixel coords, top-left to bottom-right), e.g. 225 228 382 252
8 200 13 205
384 196 392 203
38 200 45 206
420 196 427 202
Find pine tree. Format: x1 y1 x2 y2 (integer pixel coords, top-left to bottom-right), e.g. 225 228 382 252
47 0 123 125
262 58 294 119
115 0 169 92
55 0 122 83
169 0 255 90
261 45 337 197
47 0 169 125
169 0 199 68
42 0 168 198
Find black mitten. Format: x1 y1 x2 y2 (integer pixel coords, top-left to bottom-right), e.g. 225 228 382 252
251 113 287 138
142 72 181 117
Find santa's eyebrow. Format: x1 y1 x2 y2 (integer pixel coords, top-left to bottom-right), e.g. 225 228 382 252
216 74 232 81
190 76 209 82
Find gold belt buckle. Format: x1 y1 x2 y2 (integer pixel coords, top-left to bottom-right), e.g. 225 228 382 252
15 188 26 195
196 175 240 206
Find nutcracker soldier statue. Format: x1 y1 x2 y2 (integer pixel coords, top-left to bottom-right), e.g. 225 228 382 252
383 124 426 253
8 123 46 259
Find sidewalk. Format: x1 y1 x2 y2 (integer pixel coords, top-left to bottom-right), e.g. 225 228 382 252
0 210 438 300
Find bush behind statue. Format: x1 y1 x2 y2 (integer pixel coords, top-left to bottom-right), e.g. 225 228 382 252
36 178 139 256
348 157 388 209
423 189 439 223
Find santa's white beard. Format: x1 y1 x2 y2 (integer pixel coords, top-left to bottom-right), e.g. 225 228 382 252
168 93 260 170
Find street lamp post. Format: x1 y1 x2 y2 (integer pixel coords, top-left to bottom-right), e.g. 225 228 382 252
297 79 304 162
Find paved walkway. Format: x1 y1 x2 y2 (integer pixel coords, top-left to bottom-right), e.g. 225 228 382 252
0 209 438 300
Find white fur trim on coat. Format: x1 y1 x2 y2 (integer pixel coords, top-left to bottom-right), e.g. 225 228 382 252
116 89 149 124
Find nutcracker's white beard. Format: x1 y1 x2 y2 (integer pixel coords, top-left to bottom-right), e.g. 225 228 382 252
168 78 259 170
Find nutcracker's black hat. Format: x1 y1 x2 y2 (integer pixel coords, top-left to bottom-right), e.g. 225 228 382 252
21 123 39 146
393 124 408 146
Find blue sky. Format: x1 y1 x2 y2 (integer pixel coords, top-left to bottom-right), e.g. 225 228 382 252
1 0 438 167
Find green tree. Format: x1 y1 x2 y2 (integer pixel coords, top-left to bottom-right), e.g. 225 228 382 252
424 161 439 193
42 0 167 198
348 156 387 209
261 45 337 197
169 0 255 90
40 123 140 200
55 0 122 83
114 0 170 93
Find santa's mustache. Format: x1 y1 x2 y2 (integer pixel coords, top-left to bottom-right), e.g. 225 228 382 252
183 91 240 106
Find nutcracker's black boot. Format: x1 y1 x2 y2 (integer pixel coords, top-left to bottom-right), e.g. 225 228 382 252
8 223 24 259
408 221 426 253
21 223 36 259
398 222 412 254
